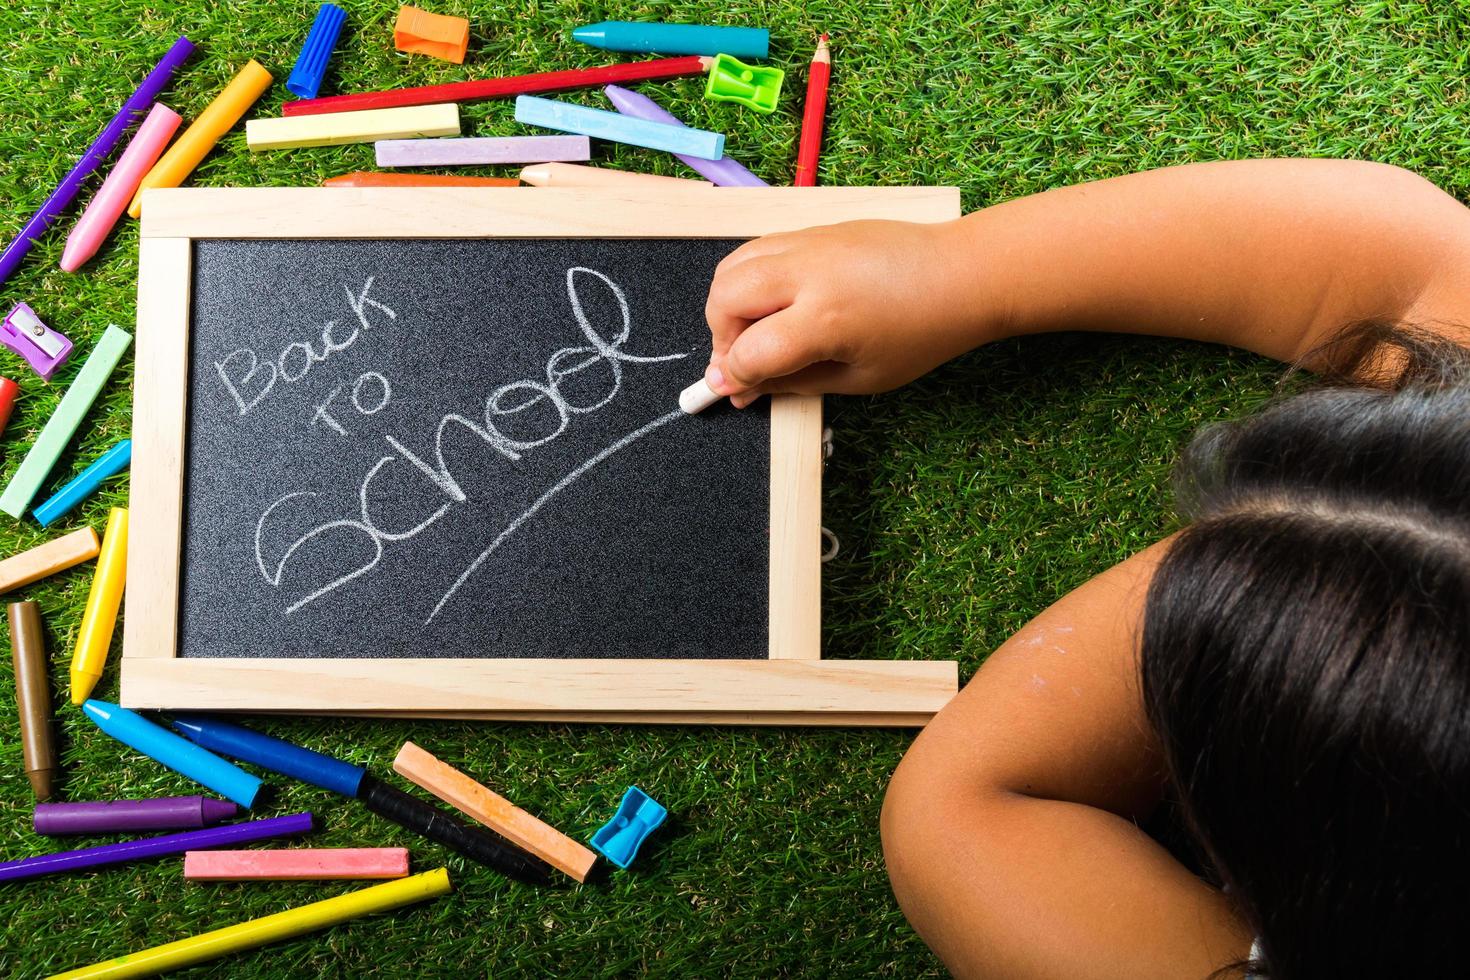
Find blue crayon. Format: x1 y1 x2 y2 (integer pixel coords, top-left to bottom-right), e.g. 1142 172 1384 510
515 96 726 162
171 715 366 798
82 701 263 808
571 21 769 60
287 3 347 100
32 438 131 527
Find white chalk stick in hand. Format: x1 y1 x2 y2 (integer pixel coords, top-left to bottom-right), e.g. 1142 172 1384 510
679 378 722 414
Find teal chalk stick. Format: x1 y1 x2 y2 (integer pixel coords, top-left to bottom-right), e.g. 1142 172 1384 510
82 700 264 808
572 21 769 59
33 438 131 527
0 325 131 518
515 96 725 161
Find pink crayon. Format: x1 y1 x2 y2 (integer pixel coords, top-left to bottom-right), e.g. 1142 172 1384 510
184 847 410 881
60 103 182 272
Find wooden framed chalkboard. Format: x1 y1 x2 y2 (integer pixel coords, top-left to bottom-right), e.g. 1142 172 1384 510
122 187 961 725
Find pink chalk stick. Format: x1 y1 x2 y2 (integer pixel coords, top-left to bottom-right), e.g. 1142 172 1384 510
60 103 183 272
183 847 410 881
375 135 590 167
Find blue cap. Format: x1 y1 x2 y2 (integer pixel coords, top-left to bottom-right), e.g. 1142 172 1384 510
286 3 347 100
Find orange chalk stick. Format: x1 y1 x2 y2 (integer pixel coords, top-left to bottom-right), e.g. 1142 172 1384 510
183 847 410 881
0 527 100 595
394 6 469 64
393 742 597 883
323 171 519 188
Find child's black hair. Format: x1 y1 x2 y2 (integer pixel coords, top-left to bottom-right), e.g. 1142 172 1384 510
1140 322 1470 979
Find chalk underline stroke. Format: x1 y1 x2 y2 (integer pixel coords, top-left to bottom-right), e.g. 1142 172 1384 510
425 407 687 625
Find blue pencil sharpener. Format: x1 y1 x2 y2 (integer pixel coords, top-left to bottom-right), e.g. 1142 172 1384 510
590 786 667 869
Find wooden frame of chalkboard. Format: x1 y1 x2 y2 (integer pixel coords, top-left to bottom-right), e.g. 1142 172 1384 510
123 187 962 725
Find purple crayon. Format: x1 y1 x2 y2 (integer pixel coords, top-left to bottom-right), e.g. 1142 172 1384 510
34 796 240 836
0 36 194 291
0 812 312 883
604 84 768 187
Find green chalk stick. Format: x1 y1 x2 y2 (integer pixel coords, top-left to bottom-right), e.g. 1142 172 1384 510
0 325 132 518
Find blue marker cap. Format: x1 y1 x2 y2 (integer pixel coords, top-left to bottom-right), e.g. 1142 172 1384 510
32 438 131 527
170 714 366 798
590 786 667 869
82 701 263 808
286 3 347 100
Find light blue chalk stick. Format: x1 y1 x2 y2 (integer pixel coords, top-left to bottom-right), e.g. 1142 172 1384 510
514 96 726 161
33 438 131 527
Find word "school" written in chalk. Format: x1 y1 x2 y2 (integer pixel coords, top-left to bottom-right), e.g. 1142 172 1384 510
251 267 688 617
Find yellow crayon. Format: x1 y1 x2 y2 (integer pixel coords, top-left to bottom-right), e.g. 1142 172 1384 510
69 507 128 705
126 60 272 219
48 868 451 979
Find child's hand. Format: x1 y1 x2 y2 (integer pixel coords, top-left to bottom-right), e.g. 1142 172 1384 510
703 219 979 407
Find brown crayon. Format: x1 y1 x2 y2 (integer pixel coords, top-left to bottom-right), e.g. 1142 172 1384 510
9 601 59 800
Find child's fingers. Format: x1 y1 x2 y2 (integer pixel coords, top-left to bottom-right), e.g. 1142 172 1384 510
718 308 829 393
704 255 798 361
728 362 858 408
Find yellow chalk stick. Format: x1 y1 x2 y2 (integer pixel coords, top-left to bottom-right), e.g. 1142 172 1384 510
246 103 460 151
0 527 99 595
48 868 451 979
69 507 127 705
127 60 273 219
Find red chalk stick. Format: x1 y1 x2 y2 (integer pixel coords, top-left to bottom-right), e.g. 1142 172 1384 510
183 847 410 881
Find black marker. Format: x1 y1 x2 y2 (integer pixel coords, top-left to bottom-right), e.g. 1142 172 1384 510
356 774 553 886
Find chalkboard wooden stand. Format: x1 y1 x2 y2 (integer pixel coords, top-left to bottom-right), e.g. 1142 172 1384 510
123 186 961 725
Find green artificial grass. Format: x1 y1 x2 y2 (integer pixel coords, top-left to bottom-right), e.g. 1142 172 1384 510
0 0 1460 974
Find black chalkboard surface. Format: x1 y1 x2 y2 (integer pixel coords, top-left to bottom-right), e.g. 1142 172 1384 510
179 239 769 660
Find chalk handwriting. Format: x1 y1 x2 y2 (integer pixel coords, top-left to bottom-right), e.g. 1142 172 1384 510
216 279 397 417
253 266 687 616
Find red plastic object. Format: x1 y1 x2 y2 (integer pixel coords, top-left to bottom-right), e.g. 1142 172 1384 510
282 56 711 116
0 378 18 437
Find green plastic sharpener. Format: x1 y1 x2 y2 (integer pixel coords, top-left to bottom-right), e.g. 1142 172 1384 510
703 53 785 114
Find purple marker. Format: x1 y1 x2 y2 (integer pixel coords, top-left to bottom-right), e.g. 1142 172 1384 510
0 812 312 883
34 796 240 836
604 84 767 187
0 36 194 290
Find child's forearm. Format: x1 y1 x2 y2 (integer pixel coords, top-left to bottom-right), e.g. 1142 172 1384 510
943 158 1470 361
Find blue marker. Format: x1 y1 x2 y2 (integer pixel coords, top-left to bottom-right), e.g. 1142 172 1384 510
82 701 263 808
32 438 131 527
287 3 347 100
571 21 769 60
515 96 726 162
170 715 365 798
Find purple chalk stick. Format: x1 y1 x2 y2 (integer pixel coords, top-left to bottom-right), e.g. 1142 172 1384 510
34 796 240 836
0 812 312 883
375 135 591 167
604 85 767 187
0 36 194 291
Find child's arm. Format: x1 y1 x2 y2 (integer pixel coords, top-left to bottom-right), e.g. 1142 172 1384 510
882 542 1253 978
703 158 1470 404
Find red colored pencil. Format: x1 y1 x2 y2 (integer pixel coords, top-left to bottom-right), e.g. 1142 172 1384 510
794 35 831 187
283 56 714 117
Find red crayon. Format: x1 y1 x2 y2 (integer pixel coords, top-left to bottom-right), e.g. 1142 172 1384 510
283 56 713 117
0 378 17 437
794 35 831 187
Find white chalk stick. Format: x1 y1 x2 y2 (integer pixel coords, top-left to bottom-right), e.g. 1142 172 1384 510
678 378 722 414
